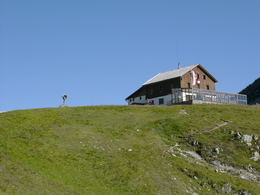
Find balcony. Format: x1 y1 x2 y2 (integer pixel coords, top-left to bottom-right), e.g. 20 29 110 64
169 88 247 105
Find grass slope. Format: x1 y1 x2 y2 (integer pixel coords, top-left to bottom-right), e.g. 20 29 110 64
0 104 259 194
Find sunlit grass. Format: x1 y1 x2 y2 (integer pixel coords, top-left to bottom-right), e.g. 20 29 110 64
0 104 259 194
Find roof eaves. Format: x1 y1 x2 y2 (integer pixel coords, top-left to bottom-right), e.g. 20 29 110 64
125 86 144 100
197 64 218 83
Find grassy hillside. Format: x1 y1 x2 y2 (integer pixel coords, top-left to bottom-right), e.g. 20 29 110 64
0 104 260 194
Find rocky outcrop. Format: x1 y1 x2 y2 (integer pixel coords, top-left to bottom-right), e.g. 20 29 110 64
234 189 252 195
231 131 259 151
179 109 189 115
241 134 253 146
218 182 232 194
250 151 260 162
239 77 260 105
59 104 68 107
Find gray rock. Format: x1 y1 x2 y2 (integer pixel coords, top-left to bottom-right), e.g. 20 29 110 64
212 148 220 154
59 104 68 107
220 182 232 193
234 189 252 195
210 182 217 188
250 151 260 161
179 109 189 115
245 164 252 171
241 135 252 146
234 132 242 138
252 135 258 140
192 140 199 146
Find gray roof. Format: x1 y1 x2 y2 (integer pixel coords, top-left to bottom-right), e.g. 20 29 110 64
126 63 218 100
143 64 198 85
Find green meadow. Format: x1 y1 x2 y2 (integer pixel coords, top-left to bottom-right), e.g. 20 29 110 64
0 104 259 194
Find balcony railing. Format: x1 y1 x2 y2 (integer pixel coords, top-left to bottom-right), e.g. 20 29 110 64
170 88 247 105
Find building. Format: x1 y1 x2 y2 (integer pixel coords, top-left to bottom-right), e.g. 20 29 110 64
125 64 247 106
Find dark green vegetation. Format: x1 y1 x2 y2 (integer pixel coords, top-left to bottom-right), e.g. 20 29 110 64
0 104 259 194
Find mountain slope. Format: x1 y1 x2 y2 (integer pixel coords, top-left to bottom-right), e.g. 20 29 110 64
0 105 259 194
239 77 260 105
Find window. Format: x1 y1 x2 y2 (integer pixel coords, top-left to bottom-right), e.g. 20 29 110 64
159 86 162 92
188 83 191 88
186 95 192 101
140 97 142 100
159 98 164 105
203 75 206 80
198 84 200 89
150 89 153 95
207 85 209 90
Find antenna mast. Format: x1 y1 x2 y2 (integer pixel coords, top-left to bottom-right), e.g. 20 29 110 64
176 42 180 69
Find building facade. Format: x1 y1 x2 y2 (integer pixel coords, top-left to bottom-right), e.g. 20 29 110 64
125 64 247 106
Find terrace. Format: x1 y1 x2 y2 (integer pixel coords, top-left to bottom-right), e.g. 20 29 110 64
168 88 247 105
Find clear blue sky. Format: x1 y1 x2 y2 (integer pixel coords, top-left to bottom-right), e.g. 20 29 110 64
1 0 259 111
